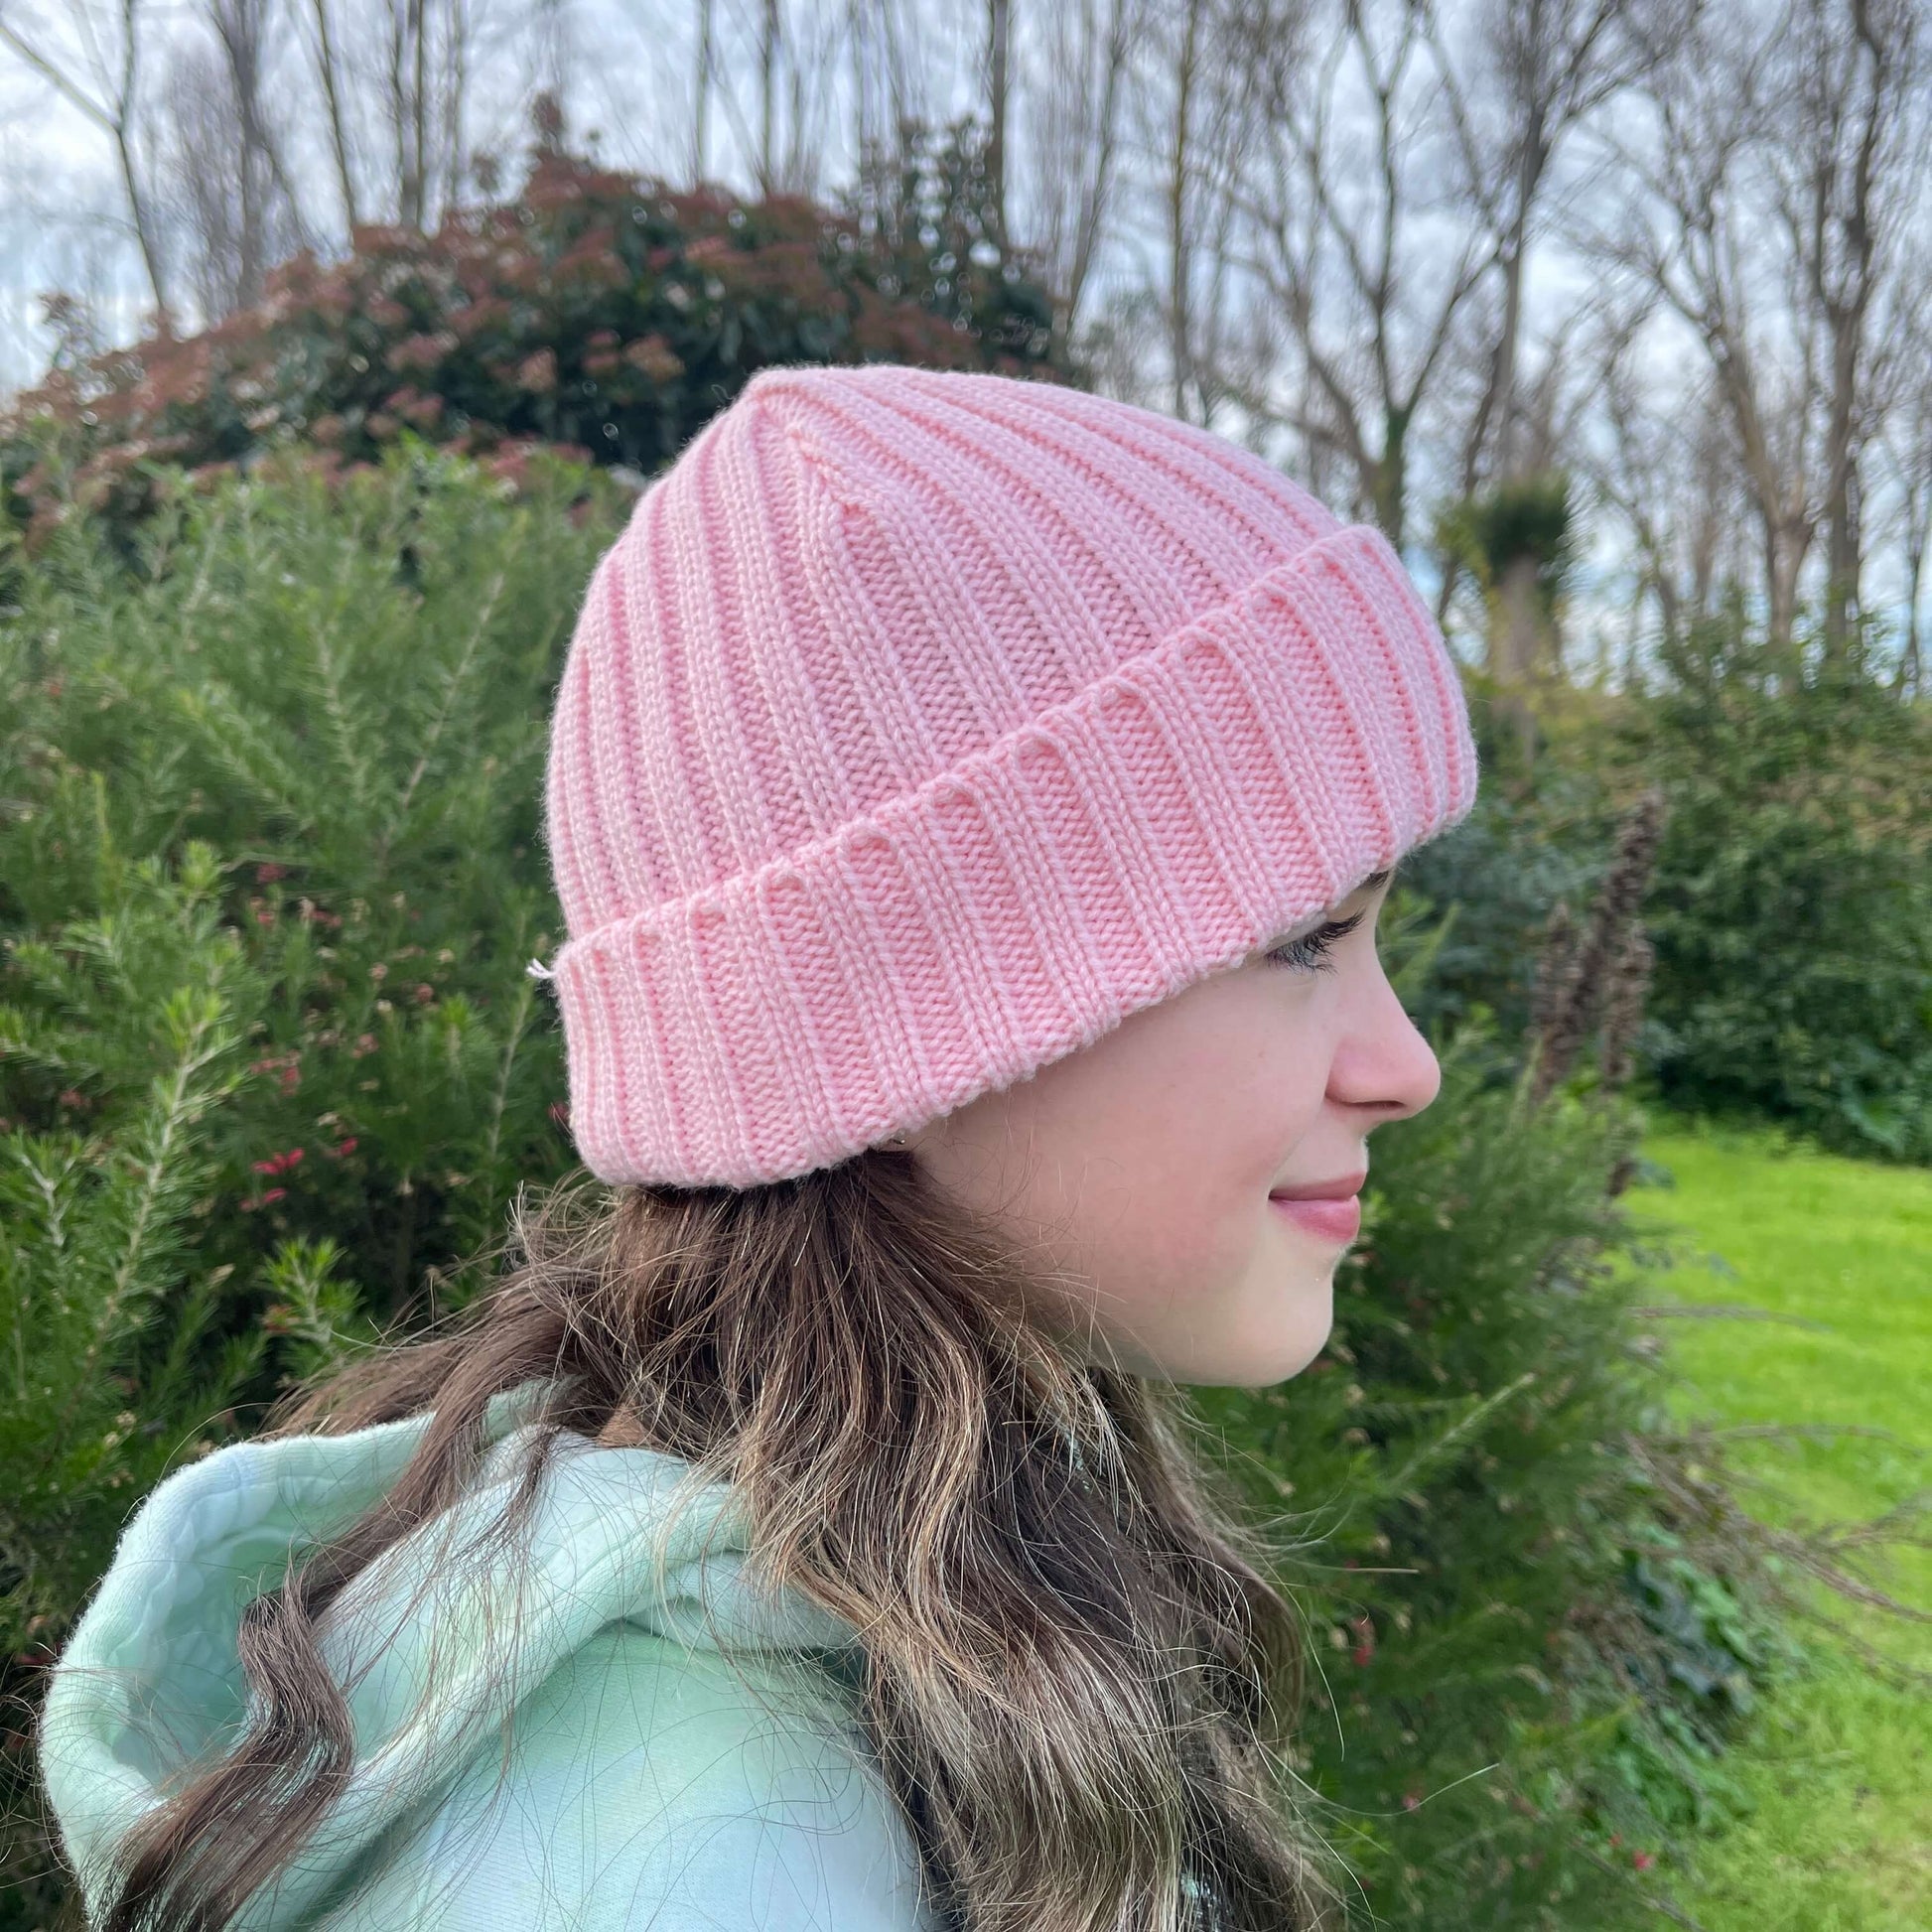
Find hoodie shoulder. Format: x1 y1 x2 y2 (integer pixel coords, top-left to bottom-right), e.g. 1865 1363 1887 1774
39 1412 452 1922
313 1619 940 1930
38 1387 930 1930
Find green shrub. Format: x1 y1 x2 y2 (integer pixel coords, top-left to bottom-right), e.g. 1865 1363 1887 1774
2 445 624 1316
1608 602 1932 1162
1392 756 1607 1047
1400 609 1932 1167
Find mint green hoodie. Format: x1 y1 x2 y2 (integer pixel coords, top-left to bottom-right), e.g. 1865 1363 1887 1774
40 1385 941 1930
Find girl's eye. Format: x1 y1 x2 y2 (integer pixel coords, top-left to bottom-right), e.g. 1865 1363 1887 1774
1263 908 1367 974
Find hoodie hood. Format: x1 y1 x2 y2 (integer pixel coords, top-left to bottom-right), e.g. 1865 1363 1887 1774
39 1383 866 1929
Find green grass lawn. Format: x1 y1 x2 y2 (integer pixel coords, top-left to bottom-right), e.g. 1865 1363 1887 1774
1624 1115 1931 1932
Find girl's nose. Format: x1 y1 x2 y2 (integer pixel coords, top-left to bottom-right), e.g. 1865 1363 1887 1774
1326 965 1442 1125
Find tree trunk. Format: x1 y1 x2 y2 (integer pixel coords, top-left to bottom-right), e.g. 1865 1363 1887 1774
759 0 778 196
1494 553 1543 684
693 0 712 182
1898 497 1925 696
985 0 1010 255
1766 520 1807 664
311 0 360 229
1167 0 1203 421
409 0 428 227
1369 404 1411 549
114 136 169 326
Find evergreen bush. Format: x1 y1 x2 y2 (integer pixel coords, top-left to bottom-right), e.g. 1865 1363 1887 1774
1610 601 1932 1164
1400 608 1932 1167
1387 657 1643 1063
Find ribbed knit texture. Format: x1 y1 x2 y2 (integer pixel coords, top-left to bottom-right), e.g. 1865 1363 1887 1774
534 362 1479 1187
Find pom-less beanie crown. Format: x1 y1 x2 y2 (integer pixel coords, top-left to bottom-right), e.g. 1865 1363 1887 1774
536 362 1479 1187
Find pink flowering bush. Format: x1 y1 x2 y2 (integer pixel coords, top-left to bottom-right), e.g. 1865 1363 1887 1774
0 124 1064 557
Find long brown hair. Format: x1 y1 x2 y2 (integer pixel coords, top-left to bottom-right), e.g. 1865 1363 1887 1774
82 1147 1342 1932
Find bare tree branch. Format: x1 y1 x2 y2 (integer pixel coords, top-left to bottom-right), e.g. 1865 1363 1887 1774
0 0 170 317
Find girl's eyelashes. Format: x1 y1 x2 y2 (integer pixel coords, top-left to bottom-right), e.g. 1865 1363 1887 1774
1262 907 1368 974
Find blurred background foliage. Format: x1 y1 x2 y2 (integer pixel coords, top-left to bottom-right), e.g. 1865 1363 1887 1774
1401 618 1932 1168
1 123 1064 562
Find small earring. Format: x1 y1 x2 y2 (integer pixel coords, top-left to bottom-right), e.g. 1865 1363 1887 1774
881 1129 909 1149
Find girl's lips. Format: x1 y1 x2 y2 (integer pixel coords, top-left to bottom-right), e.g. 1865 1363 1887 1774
1268 1192 1362 1244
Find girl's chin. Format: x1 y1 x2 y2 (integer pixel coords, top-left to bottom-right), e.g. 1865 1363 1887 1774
1246 1288 1336 1386
1173 1312 1334 1389
1048 1274 1334 1386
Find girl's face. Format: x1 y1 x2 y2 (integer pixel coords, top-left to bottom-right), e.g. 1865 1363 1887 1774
906 868 1439 1387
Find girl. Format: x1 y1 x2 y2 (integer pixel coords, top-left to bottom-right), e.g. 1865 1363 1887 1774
39 361 1478 1931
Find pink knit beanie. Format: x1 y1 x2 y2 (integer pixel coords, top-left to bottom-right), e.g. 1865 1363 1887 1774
533 362 1479 1188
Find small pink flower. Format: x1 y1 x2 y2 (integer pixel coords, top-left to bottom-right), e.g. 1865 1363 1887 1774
514 348 558 393
1348 1613 1375 1668
1632 1852 1654 1872
255 862 287 883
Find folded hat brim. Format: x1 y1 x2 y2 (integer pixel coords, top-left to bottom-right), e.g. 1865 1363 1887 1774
549 518 1478 1187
